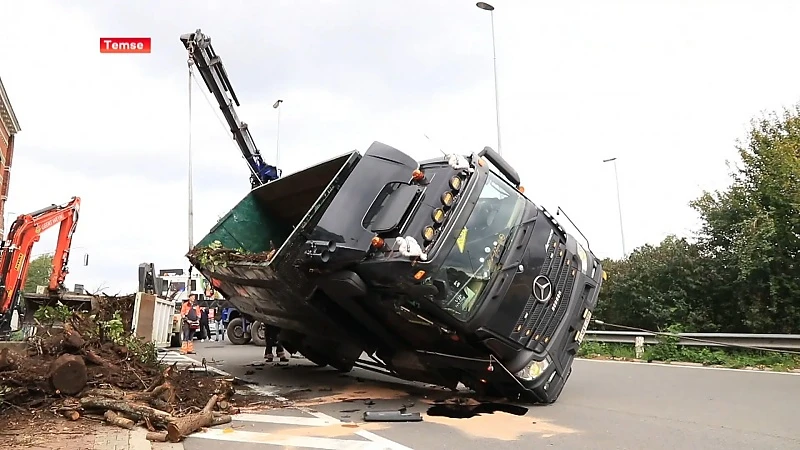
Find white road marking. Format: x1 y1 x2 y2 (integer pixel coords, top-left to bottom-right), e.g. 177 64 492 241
233 413 338 427
168 350 413 448
303 410 414 450
192 428 393 449
578 357 800 375
190 408 413 449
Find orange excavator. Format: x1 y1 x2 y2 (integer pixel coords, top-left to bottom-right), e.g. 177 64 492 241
0 197 81 334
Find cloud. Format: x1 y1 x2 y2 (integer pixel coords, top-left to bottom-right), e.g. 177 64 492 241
3 0 800 293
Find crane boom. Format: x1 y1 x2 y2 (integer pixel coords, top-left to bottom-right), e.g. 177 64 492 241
0 197 81 332
180 29 281 188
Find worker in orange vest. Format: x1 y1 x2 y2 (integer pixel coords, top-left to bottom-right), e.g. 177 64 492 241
180 294 202 354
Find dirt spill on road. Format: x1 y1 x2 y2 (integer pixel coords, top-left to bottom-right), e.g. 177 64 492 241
290 383 412 406
420 399 577 440
423 411 577 440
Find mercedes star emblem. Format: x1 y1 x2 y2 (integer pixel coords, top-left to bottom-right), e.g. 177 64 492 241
532 275 553 303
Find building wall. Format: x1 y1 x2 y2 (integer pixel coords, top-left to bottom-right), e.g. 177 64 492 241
0 77 21 237
0 127 9 235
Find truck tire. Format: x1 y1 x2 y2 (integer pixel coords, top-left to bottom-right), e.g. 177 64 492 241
250 321 267 346
299 348 330 368
226 317 251 345
302 346 354 373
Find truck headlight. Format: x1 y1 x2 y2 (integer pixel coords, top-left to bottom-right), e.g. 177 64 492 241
516 357 551 381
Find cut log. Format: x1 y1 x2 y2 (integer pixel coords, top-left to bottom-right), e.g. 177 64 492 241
62 410 80 421
81 388 125 399
165 395 218 442
62 324 85 351
104 410 135 429
49 354 88 395
149 382 176 403
0 347 18 371
146 431 168 442
80 396 172 426
83 349 112 368
211 415 232 426
149 398 170 412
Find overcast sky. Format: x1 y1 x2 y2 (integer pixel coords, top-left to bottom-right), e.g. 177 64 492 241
2 0 799 294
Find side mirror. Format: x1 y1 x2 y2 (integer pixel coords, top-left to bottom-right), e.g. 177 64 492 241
83 254 89 266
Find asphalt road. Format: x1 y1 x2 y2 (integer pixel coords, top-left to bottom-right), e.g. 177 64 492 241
179 339 800 449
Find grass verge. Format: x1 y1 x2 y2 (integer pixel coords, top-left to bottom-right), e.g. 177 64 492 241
578 341 800 372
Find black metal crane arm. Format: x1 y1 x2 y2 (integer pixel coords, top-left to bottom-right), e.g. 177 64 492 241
180 29 280 188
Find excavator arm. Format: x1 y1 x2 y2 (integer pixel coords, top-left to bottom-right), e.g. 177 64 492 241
180 29 281 188
0 197 81 326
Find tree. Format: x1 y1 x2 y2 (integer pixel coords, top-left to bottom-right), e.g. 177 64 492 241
597 105 800 334
690 105 800 333
596 236 724 332
24 254 54 293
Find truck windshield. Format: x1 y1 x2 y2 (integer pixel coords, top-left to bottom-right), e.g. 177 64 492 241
429 172 527 321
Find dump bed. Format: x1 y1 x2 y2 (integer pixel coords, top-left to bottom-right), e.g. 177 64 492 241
188 142 423 348
189 151 361 339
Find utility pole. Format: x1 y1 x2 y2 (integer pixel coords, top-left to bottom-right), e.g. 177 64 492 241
273 99 283 168
476 2 503 155
603 157 627 257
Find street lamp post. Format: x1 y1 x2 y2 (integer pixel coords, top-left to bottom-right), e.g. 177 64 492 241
603 157 627 257
476 2 503 156
273 99 283 167
2 210 17 238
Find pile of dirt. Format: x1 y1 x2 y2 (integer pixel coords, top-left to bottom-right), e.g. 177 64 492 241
0 301 161 406
0 294 239 443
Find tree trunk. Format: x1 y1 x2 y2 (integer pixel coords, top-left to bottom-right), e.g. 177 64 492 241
211 415 232 426
80 396 171 426
165 395 218 442
49 354 87 395
81 388 125 400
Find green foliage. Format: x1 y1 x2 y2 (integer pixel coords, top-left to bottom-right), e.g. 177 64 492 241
24 254 54 293
193 240 230 268
98 311 157 364
34 304 72 325
578 341 800 371
598 104 800 335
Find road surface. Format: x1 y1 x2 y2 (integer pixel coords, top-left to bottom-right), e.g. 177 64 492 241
162 340 800 449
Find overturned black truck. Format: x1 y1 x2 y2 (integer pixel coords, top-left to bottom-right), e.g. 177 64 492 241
183 29 604 403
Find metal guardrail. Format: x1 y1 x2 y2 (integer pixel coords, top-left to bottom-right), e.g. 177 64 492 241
584 330 800 351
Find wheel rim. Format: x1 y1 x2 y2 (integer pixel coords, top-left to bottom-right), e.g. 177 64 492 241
257 324 265 341
232 325 244 339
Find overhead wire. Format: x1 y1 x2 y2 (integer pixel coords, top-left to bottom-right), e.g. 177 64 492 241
591 319 800 356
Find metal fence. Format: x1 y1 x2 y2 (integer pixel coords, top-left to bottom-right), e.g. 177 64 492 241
584 330 800 351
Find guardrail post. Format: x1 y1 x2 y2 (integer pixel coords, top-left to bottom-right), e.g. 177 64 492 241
634 336 645 359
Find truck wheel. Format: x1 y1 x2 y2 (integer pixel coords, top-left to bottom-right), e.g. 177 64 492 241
299 348 330 368
226 318 251 345
251 321 267 346
329 358 355 373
